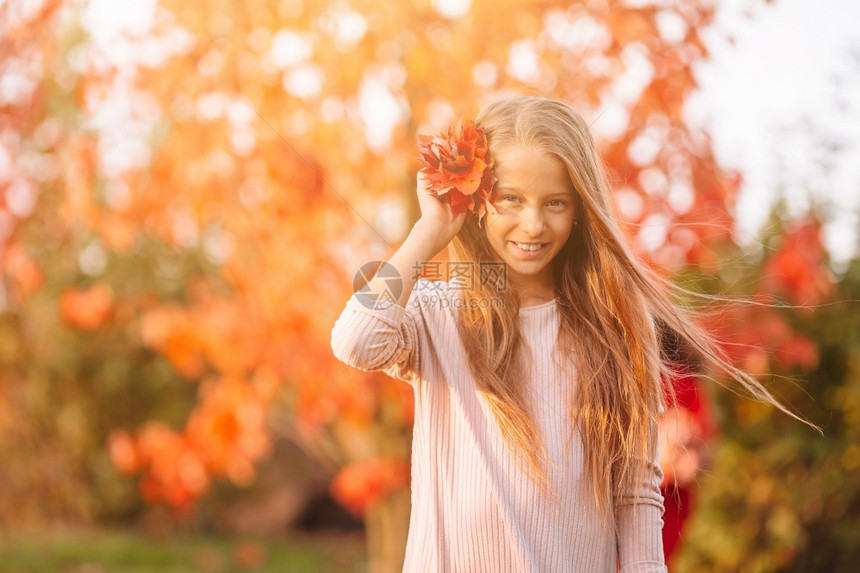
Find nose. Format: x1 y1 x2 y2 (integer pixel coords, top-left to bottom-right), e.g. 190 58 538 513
519 205 545 236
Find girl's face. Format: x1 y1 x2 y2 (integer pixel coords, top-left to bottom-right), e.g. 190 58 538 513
484 144 578 295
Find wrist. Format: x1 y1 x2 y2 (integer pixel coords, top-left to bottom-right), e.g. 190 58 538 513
410 219 442 244
413 217 442 236
411 220 445 252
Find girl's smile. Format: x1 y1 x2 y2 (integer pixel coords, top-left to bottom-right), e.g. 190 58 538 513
508 241 549 257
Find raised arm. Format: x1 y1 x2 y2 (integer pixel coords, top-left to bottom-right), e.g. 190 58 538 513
361 172 466 308
329 172 466 381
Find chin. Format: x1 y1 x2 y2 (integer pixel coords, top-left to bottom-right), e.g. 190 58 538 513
507 259 551 275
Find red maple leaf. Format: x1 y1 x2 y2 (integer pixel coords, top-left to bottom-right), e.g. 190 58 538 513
416 117 497 225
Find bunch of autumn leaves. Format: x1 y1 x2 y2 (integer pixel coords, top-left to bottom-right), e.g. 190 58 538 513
416 118 498 227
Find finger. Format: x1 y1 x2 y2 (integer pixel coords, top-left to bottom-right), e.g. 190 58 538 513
417 171 430 192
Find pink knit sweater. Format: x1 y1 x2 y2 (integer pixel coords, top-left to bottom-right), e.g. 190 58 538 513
330 279 667 572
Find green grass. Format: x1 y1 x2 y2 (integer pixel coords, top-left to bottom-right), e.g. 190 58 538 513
0 529 367 573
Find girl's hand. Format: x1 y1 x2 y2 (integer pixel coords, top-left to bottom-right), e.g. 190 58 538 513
414 171 467 253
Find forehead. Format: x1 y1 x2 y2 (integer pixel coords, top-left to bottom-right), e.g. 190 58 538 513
492 144 574 195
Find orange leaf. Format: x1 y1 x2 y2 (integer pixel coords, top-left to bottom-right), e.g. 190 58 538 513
59 284 114 330
416 117 497 224
330 456 410 517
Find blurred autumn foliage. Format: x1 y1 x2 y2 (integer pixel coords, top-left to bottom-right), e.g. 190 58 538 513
1 0 857 571
665 211 858 573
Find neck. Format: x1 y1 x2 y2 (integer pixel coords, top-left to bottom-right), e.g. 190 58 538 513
511 283 555 307
508 270 555 303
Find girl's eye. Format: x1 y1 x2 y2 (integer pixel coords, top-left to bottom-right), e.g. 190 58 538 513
495 195 567 207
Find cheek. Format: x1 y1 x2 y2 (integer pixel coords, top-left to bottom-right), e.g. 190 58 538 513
549 215 575 237
484 217 507 242
483 223 511 256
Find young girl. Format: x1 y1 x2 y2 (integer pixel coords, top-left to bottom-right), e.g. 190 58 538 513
331 94 799 572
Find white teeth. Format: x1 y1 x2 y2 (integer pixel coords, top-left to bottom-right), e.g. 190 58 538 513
515 242 543 251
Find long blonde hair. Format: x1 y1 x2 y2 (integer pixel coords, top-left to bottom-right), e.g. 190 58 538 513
447 93 815 536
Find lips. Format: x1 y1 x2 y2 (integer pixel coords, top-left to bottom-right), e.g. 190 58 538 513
509 241 548 255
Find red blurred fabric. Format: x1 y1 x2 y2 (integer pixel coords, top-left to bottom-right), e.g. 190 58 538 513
660 369 717 566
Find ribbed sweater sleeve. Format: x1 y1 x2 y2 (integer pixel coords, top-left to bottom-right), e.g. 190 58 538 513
330 280 433 385
615 420 668 572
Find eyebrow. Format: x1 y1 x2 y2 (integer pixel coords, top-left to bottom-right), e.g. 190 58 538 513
493 185 574 198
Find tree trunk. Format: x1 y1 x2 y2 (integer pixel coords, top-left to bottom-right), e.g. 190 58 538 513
365 488 411 573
